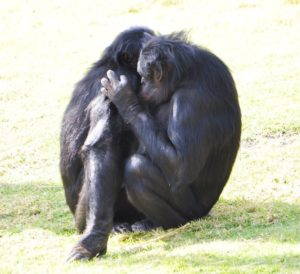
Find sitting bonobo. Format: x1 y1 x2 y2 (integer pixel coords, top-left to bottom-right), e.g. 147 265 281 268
101 33 241 236
72 32 241 261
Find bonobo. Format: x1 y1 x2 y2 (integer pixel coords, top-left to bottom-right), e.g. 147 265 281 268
101 32 241 229
60 27 155 262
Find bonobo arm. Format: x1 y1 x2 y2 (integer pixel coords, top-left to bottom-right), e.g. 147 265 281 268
101 71 210 191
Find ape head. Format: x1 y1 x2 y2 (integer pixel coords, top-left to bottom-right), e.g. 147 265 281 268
104 27 155 70
137 32 193 105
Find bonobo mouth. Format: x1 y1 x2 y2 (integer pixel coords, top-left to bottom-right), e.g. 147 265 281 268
141 93 151 101
139 89 153 102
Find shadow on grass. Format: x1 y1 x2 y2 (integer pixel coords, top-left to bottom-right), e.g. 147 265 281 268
1 183 299 272
113 197 300 258
108 197 300 272
0 182 299 244
0 183 75 235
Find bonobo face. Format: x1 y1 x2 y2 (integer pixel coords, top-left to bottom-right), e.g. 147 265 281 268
107 27 154 93
115 28 154 70
137 49 169 106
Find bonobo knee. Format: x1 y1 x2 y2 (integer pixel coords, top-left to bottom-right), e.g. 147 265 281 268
124 154 150 204
124 154 147 181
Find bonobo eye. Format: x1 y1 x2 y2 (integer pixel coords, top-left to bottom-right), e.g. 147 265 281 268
122 53 131 63
121 52 138 68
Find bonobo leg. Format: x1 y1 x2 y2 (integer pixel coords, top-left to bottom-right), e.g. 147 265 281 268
67 95 124 262
75 180 87 233
124 154 205 229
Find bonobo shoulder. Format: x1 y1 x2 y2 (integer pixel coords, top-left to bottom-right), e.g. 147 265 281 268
169 87 202 125
171 87 201 106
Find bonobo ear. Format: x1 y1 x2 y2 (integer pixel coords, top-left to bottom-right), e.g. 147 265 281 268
153 61 163 83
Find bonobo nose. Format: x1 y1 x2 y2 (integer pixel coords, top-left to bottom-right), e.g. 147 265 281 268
142 92 151 101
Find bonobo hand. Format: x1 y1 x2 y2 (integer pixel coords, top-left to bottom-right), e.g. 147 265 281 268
100 70 141 122
101 70 130 101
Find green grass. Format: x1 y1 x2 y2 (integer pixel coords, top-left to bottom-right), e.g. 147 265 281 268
0 0 299 273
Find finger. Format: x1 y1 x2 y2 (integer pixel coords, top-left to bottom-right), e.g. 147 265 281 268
101 77 109 88
120 75 128 87
101 77 113 92
100 87 107 96
107 70 119 86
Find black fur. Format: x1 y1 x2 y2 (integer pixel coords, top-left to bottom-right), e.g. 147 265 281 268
60 27 154 262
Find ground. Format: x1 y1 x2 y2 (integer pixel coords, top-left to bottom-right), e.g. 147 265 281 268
0 0 299 273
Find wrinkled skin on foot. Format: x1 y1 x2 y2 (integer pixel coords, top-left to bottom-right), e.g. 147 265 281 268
111 220 159 234
131 219 158 232
66 219 157 261
67 245 94 262
112 222 132 233
66 234 108 262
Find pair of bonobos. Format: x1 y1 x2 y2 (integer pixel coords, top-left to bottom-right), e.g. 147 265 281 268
60 27 241 261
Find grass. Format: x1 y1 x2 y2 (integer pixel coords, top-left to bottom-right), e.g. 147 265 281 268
0 0 299 273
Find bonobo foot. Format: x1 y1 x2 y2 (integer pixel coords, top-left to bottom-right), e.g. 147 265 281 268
112 222 132 233
66 234 108 262
131 219 158 232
